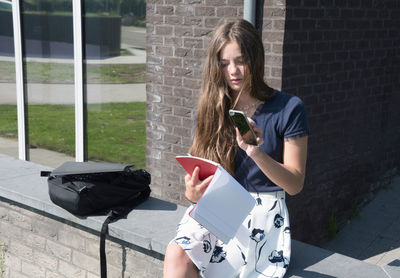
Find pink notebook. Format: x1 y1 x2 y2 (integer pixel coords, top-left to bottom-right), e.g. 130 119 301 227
175 156 219 180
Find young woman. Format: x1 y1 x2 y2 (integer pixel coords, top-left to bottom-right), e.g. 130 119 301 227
164 19 309 278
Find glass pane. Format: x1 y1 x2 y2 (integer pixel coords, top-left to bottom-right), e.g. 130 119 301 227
83 0 146 168
0 2 18 158
21 0 75 168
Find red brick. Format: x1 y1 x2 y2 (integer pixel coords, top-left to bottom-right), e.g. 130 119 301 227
155 46 173 56
155 26 173 36
174 26 193 37
165 15 183 25
194 6 216 16
164 77 183 87
175 5 194 16
183 38 203 48
155 5 174 15
174 107 192 118
183 16 203 26
174 48 193 58
174 67 193 77
216 7 239 17
164 95 183 106
164 57 182 67
183 78 201 90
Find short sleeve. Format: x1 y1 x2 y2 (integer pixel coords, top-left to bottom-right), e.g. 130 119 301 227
282 96 309 139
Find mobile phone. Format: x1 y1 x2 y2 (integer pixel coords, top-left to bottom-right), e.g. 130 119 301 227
229 109 258 145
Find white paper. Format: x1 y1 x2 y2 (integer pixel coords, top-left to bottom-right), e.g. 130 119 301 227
189 166 256 243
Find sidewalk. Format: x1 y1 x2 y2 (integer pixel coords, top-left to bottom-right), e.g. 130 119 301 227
321 175 400 277
0 137 74 168
0 47 145 65
0 83 146 105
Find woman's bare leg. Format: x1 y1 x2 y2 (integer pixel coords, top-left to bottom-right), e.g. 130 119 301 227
163 242 199 278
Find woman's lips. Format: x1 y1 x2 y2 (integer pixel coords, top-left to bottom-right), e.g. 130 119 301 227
231 79 241 84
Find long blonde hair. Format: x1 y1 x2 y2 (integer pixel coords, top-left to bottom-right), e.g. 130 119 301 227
189 19 275 174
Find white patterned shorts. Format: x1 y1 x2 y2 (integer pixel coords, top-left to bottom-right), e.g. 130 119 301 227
172 191 291 278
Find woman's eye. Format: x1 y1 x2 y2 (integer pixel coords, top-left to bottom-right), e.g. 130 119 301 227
236 60 244 65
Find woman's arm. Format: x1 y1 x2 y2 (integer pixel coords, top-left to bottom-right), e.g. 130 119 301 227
237 128 308 196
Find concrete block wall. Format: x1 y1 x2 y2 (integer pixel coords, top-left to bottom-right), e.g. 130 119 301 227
280 0 400 244
146 0 400 245
0 200 163 278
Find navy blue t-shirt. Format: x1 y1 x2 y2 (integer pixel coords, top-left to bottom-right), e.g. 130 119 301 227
234 91 309 192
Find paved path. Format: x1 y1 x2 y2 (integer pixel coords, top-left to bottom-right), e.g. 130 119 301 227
321 175 400 271
0 137 73 168
0 83 146 104
121 26 146 49
0 47 145 65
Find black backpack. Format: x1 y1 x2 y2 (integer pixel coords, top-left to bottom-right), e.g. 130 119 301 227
41 161 151 278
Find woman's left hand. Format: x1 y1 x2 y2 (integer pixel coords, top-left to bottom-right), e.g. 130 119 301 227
235 121 264 157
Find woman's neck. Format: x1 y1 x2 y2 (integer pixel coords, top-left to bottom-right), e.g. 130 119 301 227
233 92 262 117
233 90 253 105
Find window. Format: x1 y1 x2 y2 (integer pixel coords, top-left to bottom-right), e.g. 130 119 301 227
0 0 146 168
83 0 146 168
0 1 18 159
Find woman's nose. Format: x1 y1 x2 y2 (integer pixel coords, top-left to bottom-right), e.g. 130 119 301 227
228 63 239 75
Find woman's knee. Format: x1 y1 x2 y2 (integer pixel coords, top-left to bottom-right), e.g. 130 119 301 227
164 243 198 277
165 242 191 264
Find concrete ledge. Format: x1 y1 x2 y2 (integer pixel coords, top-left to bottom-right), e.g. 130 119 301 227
286 240 391 277
0 154 393 277
0 154 186 255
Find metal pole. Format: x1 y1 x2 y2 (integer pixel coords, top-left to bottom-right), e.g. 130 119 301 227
12 0 28 160
243 0 256 26
72 0 85 162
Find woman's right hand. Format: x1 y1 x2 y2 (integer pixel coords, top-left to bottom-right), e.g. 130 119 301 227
184 166 214 204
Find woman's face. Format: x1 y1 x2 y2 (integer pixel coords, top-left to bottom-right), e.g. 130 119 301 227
219 41 247 93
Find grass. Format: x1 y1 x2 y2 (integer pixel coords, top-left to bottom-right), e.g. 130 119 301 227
0 103 146 169
0 61 146 84
349 203 360 220
327 211 339 239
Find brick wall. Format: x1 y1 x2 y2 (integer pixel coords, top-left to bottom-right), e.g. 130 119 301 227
260 0 287 89
146 0 244 203
281 0 400 244
0 200 163 277
146 0 288 203
146 0 400 245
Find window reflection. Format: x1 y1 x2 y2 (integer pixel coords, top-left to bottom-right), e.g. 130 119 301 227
0 0 146 168
84 0 146 169
0 2 18 158
21 0 75 167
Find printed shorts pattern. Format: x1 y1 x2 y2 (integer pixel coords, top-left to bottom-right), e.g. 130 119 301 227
172 191 291 278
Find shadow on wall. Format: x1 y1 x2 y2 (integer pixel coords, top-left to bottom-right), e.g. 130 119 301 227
280 1 400 245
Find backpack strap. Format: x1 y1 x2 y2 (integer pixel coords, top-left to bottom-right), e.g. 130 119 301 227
99 187 151 278
40 171 52 177
100 211 118 278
